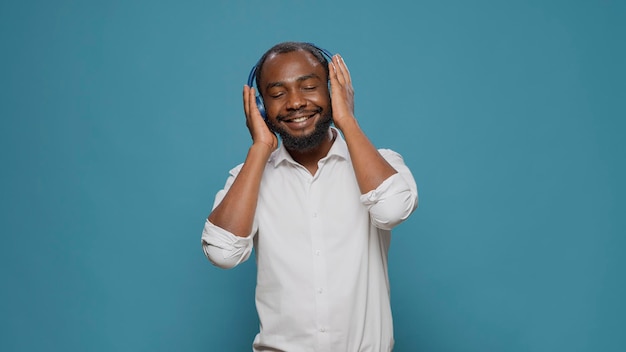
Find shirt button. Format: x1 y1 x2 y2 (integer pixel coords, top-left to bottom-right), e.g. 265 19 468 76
317 288 323 294
313 212 318 218
319 327 326 332
315 250 321 256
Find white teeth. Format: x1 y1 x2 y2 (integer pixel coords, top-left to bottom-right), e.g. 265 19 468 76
291 116 308 123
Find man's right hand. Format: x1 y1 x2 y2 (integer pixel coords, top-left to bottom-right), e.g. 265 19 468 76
207 86 277 237
243 85 278 151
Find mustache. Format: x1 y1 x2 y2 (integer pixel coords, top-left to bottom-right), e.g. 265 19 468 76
276 107 323 121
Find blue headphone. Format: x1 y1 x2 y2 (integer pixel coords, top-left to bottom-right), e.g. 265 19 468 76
247 43 333 120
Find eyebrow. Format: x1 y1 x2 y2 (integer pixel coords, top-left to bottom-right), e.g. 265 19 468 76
265 73 322 91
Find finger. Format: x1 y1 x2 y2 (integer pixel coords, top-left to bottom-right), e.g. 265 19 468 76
331 55 346 85
333 55 348 85
329 60 340 92
248 87 262 120
244 86 253 121
338 54 352 85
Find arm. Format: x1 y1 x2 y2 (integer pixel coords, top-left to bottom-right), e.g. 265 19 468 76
328 54 397 193
207 85 277 237
360 149 418 230
329 55 418 229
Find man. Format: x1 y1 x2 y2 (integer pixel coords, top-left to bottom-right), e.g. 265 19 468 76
202 42 418 352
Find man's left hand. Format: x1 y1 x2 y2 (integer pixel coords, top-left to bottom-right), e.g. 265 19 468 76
329 54 355 129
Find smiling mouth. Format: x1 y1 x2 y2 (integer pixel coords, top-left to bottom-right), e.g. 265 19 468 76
287 115 312 123
283 112 317 123
279 108 322 124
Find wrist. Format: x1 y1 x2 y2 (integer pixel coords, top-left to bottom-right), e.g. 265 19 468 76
251 142 275 155
334 115 358 133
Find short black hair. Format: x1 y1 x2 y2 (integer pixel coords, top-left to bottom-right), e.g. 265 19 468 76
254 42 330 95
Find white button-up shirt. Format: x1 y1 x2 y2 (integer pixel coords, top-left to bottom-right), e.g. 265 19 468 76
202 130 418 352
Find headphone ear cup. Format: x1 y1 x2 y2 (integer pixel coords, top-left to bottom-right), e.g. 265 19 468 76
256 95 267 120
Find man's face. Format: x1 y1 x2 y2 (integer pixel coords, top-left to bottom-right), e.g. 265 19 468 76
258 50 332 151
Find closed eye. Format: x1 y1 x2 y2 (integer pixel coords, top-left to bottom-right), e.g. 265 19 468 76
269 92 285 99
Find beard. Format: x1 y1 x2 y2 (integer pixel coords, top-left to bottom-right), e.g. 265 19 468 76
266 108 333 152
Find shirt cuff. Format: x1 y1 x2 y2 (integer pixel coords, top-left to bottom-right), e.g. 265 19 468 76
201 219 254 269
360 173 404 205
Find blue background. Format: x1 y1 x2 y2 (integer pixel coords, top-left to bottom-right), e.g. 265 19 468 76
1 0 624 351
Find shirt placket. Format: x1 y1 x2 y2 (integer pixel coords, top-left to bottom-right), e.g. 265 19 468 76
308 175 331 351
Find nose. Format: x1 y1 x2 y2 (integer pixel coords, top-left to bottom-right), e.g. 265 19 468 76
286 90 306 111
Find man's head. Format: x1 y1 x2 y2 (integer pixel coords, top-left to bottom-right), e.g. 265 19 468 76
255 42 333 152
254 42 331 95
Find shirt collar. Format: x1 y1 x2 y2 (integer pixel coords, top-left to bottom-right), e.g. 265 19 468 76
269 127 349 168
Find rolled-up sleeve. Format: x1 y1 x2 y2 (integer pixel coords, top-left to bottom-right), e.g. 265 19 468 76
201 219 254 269
360 149 418 230
201 164 256 269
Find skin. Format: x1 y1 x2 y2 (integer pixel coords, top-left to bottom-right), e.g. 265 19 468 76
261 50 334 171
208 50 398 237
